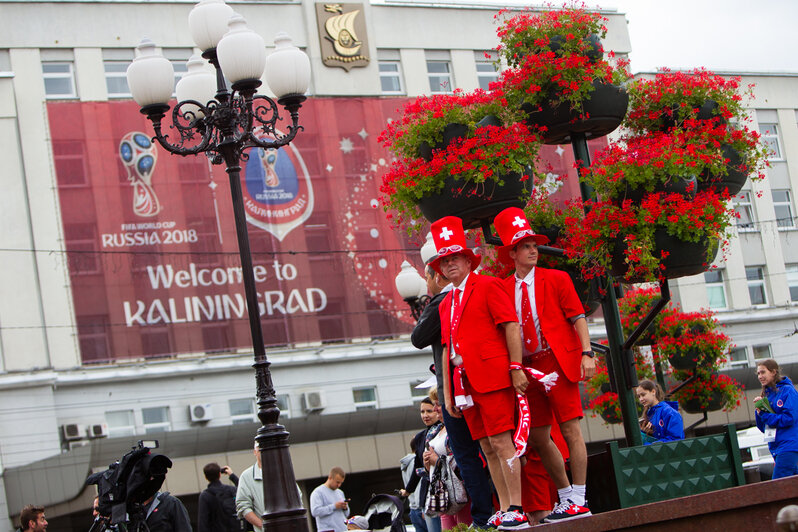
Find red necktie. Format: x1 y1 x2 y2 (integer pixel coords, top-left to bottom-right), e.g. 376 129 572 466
520 282 538 352
450 289 463 353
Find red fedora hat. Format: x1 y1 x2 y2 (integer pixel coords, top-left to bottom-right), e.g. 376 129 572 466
494 207 549 265
428 216 481 276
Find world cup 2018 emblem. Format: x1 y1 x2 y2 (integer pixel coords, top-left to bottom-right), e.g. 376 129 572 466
242 139 314 241
119 132 161 217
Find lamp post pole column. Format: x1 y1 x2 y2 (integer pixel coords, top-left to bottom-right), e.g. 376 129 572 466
571 132 642 447
220 142 308 531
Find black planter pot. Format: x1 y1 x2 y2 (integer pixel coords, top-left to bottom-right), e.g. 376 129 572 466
416 171 533 229
698 143 749 196
532 225 561 244
571 272 601 317
598 405 623 424
522 80 628 145
614 175 698 205
546 33 603 63
600 382 612 394
660 99 725 131
416 122 470 162
610 230 720 282
681 389 724 414
667 346 702 371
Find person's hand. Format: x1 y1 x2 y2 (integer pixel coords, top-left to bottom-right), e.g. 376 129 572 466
335 500 348 510
641 421 653 435
221 466 232 476
398 489 408 498
511 368 529 394
426 449 440 467
753 396 762 413
581 355 596 380
446 402 462 419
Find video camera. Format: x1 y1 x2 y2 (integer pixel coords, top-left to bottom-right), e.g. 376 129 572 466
86 440 172 525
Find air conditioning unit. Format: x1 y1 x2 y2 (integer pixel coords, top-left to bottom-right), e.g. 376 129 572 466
301 391 326 413
61 423 84 441
87 423 108 439
189 403 213 423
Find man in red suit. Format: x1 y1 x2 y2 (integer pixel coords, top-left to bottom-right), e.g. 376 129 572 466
429 216 531 530
494 207 595 523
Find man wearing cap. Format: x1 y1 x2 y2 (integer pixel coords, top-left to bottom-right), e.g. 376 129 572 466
430 216 531 530
411 262 494 529
494 206 595 523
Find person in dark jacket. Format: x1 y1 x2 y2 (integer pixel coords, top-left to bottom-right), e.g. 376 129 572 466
144 491 192 532
198 463 240 532
409 262 494 529
636 379 684 444
754 359 798 479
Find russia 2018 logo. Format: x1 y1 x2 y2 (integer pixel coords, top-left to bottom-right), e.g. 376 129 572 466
119 132 161 217
242 135 313 241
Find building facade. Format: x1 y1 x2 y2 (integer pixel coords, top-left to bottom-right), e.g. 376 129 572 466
0 0 794 530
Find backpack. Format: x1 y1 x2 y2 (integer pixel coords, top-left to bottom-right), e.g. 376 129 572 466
209 485 241 532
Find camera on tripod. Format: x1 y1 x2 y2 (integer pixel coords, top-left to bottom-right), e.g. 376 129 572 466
86 440 172 529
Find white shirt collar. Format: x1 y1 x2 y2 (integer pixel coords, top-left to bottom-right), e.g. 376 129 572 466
516 267 535 285
454 272 470 291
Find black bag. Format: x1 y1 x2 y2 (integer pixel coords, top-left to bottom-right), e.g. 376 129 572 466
424 460 449 517
210 486 243 532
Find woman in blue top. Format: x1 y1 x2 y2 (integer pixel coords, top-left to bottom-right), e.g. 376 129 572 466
754 359 798 479
636 380 684 444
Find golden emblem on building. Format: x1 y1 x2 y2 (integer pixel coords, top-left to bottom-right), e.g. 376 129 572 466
316 3 370 71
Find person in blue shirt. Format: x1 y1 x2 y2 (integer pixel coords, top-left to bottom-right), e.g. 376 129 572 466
636 379 684 445
754 359 798 479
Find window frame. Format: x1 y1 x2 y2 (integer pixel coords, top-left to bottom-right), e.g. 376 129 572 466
353 386 378 411
42 61 77 99
378 60 405 95
733 191 756 232
745 266 768 306
229 398 257 424
727 346 750 369
759 122 783 160
104 60 132 98
426 60 453 94
753 344 772 361
786 264 798 303
703 269 728 310
772 189 795 229
106 409 136 438
475 51 498 91
141 406 171 434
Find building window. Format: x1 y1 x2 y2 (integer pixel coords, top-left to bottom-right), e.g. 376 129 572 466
753 344 772 360
276 394 291 419
772 189 794 228
42 62 77 98
746 266 767 306
727 346 749 368
105 61 131 97
733 191 756 231
163 48 193 93
142 406 171 433
353 386 378 410
229 398 256 424
426 51 453 93
787 265 798 303
759 122 782 159
106 410 136 437
475 51 498 91
378 49 404 94
704 269 727 309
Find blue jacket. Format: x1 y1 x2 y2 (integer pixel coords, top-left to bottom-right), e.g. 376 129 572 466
755 376 798 456
644 401 685 444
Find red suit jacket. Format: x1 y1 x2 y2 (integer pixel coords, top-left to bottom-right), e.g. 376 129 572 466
439 273 518 393
502 267 584 383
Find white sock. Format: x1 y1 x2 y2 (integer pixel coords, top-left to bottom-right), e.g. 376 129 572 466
557 486 573 505
571 484 586 507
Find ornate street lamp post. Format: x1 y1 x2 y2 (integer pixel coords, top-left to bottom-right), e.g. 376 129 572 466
395 261 429 321
126 0 311 529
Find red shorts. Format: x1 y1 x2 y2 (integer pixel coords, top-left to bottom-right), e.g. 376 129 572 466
524 350 583 428
521 457 556 513
462 383 516 440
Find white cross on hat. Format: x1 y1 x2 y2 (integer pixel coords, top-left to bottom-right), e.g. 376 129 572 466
439 227 454 240
512 216 526 228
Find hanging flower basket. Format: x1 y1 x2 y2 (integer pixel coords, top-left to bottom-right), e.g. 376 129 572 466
416 169 533 229
680 389 724 414
615 175 697 206
599 403 623 424
521 80 629 145
698 144 749 196
667 346 704 371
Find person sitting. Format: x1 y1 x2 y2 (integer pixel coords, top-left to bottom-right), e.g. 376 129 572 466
636 379 684 444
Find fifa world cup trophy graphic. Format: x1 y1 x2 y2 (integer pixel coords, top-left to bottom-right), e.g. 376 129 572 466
119 132 161 217
258 147 281 188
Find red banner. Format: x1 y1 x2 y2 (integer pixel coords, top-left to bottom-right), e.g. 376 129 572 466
47 98 603 364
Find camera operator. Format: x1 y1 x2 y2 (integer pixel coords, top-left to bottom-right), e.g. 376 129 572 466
141 491 192 532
